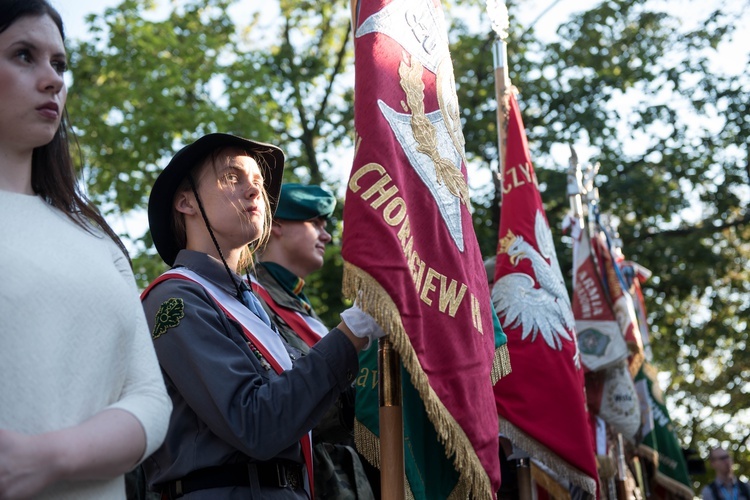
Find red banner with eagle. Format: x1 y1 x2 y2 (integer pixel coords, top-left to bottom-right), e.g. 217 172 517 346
492 92 598 495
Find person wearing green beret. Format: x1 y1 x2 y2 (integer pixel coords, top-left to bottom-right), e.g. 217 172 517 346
252 183 336 354
251 183 376 500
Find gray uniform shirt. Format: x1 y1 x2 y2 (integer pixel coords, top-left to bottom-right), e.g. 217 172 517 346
141 250 358 499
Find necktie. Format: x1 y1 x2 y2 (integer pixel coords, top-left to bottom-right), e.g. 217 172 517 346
239 281 273 328
239 281 296 361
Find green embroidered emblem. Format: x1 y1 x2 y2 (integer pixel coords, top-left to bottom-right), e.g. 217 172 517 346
152 298 185 339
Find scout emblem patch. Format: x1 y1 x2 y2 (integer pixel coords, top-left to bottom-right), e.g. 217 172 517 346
152 298 185 339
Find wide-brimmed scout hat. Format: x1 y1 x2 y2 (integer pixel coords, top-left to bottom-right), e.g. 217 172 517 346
148 133 285 267
274 183 336 221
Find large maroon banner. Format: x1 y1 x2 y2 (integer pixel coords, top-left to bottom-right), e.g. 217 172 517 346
342 0 501 497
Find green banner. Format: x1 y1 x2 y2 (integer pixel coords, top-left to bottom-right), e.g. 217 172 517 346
635 364 692 498
354 343 461 499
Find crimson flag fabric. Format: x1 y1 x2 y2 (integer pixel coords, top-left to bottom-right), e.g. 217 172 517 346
570 220 628 372
492 92 598 495
621 261 653 361
342 0 503 497
569 221 641 446
593 230 644 376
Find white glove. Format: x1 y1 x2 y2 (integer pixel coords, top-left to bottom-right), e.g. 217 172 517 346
340 304 387 349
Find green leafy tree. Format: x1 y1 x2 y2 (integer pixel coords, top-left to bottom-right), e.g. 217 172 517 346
223 0 354 183
67 0 354 287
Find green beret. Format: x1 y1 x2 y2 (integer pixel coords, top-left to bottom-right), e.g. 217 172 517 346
274 183 336 221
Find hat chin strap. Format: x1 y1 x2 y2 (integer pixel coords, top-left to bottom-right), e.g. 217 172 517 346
188 175 244 300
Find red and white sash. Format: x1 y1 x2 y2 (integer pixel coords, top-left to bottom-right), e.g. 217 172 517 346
142 268 314 496
248 276 328 348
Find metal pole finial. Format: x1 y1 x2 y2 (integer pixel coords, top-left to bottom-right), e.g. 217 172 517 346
486 0 509 40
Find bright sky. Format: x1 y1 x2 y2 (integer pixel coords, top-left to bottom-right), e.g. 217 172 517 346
52 0 750 49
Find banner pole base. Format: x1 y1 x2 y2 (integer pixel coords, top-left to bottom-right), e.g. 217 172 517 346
379 338 405 500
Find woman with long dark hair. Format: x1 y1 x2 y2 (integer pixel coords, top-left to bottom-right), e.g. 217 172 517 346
0 1 171 498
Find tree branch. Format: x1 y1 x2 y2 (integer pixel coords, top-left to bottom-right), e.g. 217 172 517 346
312 21 352 135
643 212 749 238
282 16 321 181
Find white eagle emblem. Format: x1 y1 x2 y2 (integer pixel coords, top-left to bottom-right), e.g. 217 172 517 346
492 210 576 352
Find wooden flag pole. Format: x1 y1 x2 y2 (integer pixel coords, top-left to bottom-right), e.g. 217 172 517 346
517 458 533 500
379 337 405 499
615 433 629 500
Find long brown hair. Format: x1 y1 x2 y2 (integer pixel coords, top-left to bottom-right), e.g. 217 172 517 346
2 0 128 258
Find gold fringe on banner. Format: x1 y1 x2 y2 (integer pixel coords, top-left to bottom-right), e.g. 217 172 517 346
344 262 495 499
354 418 381 468
531 462 572 500
491 344 512 384
498 417 598 496
597 454 617 480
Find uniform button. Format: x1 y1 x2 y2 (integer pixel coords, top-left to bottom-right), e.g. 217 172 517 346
346 371 354 381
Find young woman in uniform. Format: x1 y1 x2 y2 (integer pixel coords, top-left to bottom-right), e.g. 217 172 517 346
141 133 383 499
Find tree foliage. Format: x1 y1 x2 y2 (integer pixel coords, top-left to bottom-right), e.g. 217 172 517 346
67 0 354 281
65 0 748 490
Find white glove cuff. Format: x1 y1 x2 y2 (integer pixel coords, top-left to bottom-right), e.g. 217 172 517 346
340 305 387 349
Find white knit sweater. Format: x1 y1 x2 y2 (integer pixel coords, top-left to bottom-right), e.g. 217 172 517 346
0 190 171 499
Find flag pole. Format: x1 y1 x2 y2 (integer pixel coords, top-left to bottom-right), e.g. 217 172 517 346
488 0 511 179
350 2 406 498
581 164 633 500
566 146 585 229
615 434 629 500
488 3 534 500
379 338 405 499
